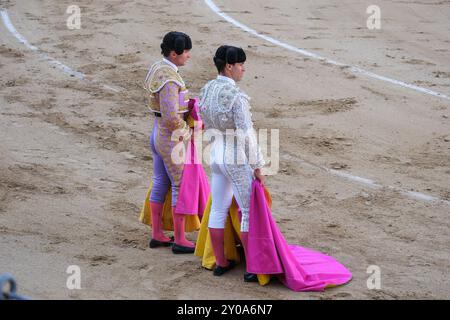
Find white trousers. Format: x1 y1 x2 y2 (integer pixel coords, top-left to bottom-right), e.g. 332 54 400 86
208 140 253 232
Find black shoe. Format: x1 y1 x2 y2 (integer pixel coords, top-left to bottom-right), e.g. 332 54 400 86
213 260 236 276
244 272 258 282
172 243 195 254
149 236 174 248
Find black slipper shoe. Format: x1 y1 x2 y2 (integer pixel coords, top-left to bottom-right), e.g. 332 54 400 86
172 243 195 254
149 236 174 248
243 272 258 282
213 260 236 276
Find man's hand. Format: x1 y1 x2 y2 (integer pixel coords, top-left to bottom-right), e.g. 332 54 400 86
254 168 265 185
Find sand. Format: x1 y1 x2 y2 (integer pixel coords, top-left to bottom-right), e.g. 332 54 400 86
0 0 449 299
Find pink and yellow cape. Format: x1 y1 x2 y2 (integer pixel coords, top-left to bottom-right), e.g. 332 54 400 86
139 98 209 232
195 180 353 291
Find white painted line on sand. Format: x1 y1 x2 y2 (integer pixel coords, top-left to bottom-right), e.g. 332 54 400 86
1 9 122 92
2 8 448 206
1 10 85 80
207 1 450 206
282 153 450 206
204 0 450 101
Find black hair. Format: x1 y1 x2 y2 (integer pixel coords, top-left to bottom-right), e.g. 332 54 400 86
213 45 246 73
160 31 192 57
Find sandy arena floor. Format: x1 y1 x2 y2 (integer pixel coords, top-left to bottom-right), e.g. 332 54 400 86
0 0 449 299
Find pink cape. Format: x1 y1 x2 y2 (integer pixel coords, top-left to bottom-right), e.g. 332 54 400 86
247 180 352 291
174 98 210 219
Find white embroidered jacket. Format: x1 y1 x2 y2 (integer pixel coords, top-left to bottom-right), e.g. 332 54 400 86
199 75 265 170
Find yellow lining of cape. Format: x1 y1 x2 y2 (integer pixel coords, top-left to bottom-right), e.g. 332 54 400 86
140 114 202 232
194 191 272 286
139 182 200 232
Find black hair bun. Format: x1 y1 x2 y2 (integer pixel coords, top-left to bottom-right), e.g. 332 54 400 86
213 45 246 73
160 31 192 56
174 36 185 55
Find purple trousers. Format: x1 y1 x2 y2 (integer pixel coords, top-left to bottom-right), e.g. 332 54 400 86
149 121 178 206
